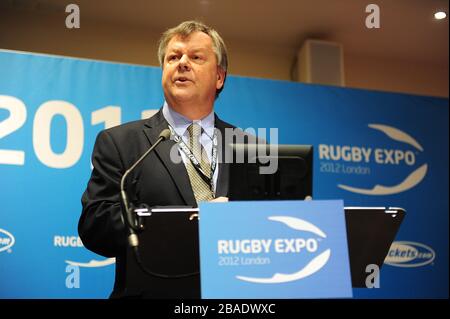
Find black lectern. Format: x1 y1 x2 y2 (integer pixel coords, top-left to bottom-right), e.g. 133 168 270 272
344 207 405 287
122 205 404 297
125 209 201 298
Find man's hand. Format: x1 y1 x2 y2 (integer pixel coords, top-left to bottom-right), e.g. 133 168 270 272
209 196 229 202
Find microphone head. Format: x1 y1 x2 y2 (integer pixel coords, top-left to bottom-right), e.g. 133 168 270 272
159 128 171 141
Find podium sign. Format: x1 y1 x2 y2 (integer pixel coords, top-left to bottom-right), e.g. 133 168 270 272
199 200 352 299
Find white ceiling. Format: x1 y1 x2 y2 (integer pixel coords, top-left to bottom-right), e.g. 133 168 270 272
2 0 449 65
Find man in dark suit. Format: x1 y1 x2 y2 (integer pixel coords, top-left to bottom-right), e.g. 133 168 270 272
79 21 246 298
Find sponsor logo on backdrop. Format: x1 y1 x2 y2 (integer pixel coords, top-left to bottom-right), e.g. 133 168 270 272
0 228 15 253
54 235 115 267
219 216 330 284
385 241 435 267
319 124 427 195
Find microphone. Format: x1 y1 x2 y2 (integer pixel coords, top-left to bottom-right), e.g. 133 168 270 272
119 128 198 279
119 127 200 279
120 128 171 248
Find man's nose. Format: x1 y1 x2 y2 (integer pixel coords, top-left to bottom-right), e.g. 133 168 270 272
178 54 191 71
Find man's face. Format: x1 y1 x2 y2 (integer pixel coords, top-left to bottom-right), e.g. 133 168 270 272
162 31 225 109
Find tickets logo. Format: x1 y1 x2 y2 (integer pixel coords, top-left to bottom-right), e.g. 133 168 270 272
319 124 427 195
385 241 435 267
236 216 330 284
0 228 15 253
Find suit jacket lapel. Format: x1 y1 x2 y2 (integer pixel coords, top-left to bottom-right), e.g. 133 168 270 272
143 110 197 207
215 116 230 198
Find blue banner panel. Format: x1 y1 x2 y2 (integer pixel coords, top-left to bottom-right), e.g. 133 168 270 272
199 200 352 299
0 50 448 298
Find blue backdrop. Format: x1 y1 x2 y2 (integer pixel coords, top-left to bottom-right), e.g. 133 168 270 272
0 50 448 298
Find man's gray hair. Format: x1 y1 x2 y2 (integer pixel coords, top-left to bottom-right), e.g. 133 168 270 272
157 20 228 96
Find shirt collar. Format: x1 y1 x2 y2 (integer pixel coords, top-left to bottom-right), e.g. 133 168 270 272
162 101 215 139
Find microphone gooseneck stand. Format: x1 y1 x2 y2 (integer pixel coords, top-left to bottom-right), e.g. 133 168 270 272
120 129 199 279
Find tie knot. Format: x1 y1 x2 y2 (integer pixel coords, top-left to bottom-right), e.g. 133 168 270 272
187 123 202 139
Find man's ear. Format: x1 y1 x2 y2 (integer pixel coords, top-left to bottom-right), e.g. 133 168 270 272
216 67 226 90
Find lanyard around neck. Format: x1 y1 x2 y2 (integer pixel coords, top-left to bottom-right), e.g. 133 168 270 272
167 124 218 191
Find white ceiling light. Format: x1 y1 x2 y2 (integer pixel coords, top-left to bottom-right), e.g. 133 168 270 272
434 11 447 20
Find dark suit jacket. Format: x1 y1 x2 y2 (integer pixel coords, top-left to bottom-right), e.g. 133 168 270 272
79 109 243 298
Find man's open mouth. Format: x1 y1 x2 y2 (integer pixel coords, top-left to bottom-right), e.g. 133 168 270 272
175 77 191 83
